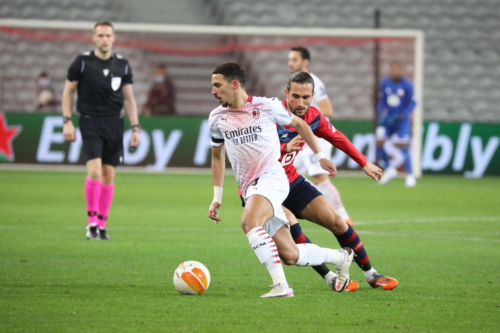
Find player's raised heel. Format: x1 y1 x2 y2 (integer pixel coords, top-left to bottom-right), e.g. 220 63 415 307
86 223 98 239
335 248 354 292
260 284 295 298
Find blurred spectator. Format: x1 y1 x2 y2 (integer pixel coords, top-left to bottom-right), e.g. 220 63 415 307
35 72 58 111
141 64 176 116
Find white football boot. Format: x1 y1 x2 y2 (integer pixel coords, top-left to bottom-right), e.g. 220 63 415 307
261 284 295 298
405 174 417 187
378 166 398 185
335 248 355 292
86 223 98 239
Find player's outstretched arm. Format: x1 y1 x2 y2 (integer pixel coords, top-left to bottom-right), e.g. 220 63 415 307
288 116 337 177
122 84 141 148
209 144 225 223
61 79 78 142
363 162 382 181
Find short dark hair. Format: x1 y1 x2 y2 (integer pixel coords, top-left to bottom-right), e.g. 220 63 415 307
287 71 315 91
94 21 114 31
212 63 246 87
290 46 311 61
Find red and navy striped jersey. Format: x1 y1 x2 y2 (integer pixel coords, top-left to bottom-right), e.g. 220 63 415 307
278 100 367 183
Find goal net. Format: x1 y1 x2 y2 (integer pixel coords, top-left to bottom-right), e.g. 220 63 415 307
0 20 423 176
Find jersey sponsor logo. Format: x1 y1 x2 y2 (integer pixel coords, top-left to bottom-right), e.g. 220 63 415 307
111 77 121 91
252 108 260 119
223 126 262 140
103 69 109 76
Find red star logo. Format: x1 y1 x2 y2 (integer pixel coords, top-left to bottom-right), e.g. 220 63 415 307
0 113 22 161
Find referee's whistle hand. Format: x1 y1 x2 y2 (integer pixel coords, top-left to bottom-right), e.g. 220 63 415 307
63 122 76 142
130 131 141 148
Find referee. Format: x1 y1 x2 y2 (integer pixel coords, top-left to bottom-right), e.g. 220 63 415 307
62 21 140 240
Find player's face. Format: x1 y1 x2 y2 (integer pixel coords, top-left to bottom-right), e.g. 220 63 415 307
288 51 305 73
211 74 235 108
390 63 402 81
285 82 314 117
93 26 115 54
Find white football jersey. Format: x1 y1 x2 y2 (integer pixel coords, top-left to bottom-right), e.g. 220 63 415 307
310 72 329 109
209 96 294 195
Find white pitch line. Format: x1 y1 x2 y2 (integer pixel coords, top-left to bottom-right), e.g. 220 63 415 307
353 216 500 226
1 216 500 244
356 230 500 243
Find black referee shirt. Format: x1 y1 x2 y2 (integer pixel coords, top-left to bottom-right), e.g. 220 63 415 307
67 50 133 116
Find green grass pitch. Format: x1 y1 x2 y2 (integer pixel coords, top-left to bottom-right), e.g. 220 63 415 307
0 170 499 332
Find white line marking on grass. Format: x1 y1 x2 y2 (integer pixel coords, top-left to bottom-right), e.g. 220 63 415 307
1 217 499 243
354 216 500 226
356 230 500 243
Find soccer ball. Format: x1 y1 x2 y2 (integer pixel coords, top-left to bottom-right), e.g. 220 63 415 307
173 261 211 295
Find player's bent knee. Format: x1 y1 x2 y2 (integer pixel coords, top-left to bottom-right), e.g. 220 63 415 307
240 219 260 233
279 249 299 265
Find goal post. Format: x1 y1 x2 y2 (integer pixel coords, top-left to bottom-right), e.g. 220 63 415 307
0 19 424 177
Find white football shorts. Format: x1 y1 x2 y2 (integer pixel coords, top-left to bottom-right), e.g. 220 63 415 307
243 165 290 237
293 138 333 177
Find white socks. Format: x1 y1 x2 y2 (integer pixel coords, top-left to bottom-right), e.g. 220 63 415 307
364 267 377 280
295 243 345 266
246 227 288 288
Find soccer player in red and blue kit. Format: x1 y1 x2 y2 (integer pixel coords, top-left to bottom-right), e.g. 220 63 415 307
278 71 398 290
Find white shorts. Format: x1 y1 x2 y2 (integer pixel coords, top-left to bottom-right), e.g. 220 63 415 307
293 138 333 177
243 166 289 237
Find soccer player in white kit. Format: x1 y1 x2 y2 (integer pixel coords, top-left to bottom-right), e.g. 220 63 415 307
288 47 354 225
208 63 354 297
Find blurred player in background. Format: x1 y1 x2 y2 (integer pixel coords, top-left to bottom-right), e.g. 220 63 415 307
208 63 354 297
288 46 354 225
376 61 417 187
62 21 141 240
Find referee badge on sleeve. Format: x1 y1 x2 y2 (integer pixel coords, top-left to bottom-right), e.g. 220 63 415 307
111 77 122 91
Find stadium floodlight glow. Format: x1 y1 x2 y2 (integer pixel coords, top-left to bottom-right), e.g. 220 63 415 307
0 19 424 177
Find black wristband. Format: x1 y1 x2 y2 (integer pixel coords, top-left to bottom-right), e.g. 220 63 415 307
63 117 72 124
131 124 141 132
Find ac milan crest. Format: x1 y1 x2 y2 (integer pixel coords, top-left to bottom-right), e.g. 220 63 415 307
252 108 260 119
